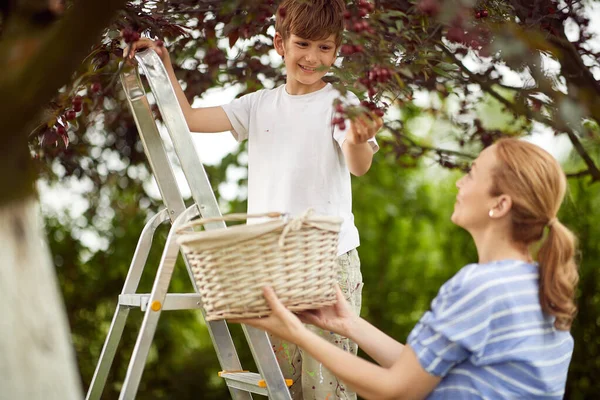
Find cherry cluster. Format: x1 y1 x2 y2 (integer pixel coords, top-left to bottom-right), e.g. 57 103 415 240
122 28 141 43
417 0 441 16
41 81 105 149
360 100 385 117
345 0 375 34
358 65 392 99
475 9 489 19
42 95 84 148
332 102 347 131
340 43 364 56
204 47 227 66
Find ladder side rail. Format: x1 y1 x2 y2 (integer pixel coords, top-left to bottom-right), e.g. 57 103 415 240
86 210 171 400
136 49 292 400
121 209 171 294
120 69 187 222
121 60 253 399
134 50 223 228
119 206 197 399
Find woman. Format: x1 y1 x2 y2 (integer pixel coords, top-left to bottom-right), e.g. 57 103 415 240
234 138 579 399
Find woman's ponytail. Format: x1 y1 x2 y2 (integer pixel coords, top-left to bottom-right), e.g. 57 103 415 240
537 220 579 330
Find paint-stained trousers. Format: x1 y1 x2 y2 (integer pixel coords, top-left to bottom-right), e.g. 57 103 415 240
269 249 363 400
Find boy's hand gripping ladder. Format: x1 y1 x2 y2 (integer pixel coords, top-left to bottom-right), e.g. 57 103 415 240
85 49 292 400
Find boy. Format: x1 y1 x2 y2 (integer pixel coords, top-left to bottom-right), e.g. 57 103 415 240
128 1 380 398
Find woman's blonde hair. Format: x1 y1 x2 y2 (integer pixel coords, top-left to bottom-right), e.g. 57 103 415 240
491 138 579 330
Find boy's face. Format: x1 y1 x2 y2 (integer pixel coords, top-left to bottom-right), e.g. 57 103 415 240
274 32 338 94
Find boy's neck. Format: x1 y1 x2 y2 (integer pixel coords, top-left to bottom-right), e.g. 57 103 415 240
285 79 327 95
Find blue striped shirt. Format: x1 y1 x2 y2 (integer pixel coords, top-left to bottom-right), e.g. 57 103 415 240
407 260 573 399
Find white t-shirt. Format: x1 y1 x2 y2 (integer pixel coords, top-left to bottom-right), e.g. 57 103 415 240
221 83 378 255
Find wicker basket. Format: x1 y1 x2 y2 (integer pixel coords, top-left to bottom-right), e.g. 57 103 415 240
176 210 342 321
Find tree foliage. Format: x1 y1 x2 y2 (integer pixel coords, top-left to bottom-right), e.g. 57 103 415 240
1 0 599 398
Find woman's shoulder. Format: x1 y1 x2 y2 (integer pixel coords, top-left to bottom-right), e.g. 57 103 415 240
453 260 538 290
435 260 539 312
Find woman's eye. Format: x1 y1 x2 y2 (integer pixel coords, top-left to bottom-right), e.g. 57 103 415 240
296 42 308 47
321 46 332 51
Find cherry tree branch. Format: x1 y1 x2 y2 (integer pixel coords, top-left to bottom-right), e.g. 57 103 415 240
440 45 600 182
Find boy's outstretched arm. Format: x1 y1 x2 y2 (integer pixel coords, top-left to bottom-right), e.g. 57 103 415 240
126 38 233 134
343 114 382 176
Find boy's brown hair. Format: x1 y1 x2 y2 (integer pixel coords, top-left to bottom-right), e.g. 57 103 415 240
275 0 346 47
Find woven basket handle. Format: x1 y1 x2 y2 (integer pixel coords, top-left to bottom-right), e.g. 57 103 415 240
176 211 284 233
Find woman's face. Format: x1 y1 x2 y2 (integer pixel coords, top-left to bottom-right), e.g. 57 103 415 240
451 145 501 232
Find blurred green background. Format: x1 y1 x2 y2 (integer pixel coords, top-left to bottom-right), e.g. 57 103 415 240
45 104 599 399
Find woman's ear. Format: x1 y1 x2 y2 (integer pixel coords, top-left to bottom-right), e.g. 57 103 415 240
491 194 513 218
274 32 285 57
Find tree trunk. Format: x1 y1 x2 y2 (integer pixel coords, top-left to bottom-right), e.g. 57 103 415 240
0 196 83 399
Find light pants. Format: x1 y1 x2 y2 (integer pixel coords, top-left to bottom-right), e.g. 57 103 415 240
269 249 363 400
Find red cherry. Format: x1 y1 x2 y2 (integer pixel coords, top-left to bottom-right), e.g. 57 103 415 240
278 7 287 18
343 10 351 19
374 108 385 117
91 82 102 94
122 28 140 43
418 0 441 16
335 103 345 113
358 0 371 10
341 44 355 55
72 95 82 107
353 44 364 53
73 102 82 113
446 26 465 43
359 9 368 17
475 11 482 19
338 122 346 130
481 10 489 17
65 110 77 120
156 39 164 47
56 125 66 135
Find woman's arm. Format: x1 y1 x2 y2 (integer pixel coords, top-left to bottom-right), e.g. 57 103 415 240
296 329 440 400
345 316 405 368
298 286 404 367
233 287 440 400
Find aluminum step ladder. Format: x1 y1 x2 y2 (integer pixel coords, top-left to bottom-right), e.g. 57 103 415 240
85 48 292 400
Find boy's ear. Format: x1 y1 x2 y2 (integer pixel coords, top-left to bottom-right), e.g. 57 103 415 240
274 32 285 57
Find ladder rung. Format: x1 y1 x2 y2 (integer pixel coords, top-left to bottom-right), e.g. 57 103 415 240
118 293 202 311
258 378 293 388
219 371 267 395
219 371 293 395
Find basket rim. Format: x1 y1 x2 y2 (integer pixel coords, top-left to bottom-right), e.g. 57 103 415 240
177 215 342 248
